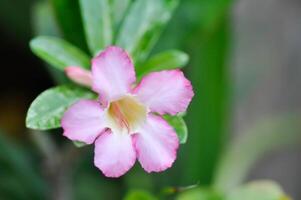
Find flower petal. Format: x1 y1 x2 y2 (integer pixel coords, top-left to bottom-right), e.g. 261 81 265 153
61 100 106 144
133 114 179 173
94 131 136 178
133 70 194 115
92 46 136 102
65 66 92 87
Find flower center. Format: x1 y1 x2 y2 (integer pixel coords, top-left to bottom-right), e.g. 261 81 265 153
106 95 147 133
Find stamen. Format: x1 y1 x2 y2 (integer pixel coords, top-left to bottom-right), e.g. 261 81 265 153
107 95 147 134
109 103 130 132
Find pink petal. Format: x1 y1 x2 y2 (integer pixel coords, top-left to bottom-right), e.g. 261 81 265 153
133 70 194 115
94 131 136 178
92 46 136 102
133 114 179 173
61 100 106 144
65 66 92 87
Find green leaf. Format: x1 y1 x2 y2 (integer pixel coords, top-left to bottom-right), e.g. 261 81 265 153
26 85 96 130
51 0 88 52
164 115 188 144
73 141 88 148
116 0 179 63
31 1 68 84
136 50 189 79
181 18 231 185
176 188 222 200
225 181 291 200
79 0 113 55
213 114 301 192
31 1 59 37
111 0 133 29
124 190 157 200
30 36 91 70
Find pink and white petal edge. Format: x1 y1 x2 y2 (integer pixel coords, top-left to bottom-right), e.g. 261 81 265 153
91 46 136 102
61 100 106 144
94 131 136 178
133 114 179 173
133 70 194 115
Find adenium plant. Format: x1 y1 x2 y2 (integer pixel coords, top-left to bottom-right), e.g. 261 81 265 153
26 0 194 178
23 0 296 198
62 46 193 177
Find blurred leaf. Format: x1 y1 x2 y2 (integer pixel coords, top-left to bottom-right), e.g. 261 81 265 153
225 181 291 200
74 173 121 200
30 36 91 70
213 114 301 192
177 0 233 36
79 0 112 55
136 50 189 79
124 190 157 200
176 181 291 200
177 188 222 200
51 0 88 52
32 1 59 37
26 85 96 130
182 17 231 185
0 132 47 199
31 1 68 84
116 0 178 63
111 0 133 29
124 165 154 192
164 115 188 144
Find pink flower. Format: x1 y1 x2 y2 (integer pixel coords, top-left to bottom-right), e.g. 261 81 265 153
62 46 194 178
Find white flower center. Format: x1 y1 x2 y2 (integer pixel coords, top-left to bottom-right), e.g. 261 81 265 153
106 95 147 134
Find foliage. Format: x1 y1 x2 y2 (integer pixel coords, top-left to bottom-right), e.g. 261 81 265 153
8 0 298 199
26 85 96 130
124 190 158 200
30 36 91 70
176 181 290 200
163 115 188 144
26 0 188 145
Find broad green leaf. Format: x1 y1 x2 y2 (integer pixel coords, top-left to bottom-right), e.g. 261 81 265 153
26 85 96 130
177 188 222 200
51 0 88 51
111 0 133 29
30 36 91 70
116 0 179 63
124 190 157 200
136 50 189 79
79 0 112 55
164 115 188 144
225 181 291 200
213 114 301 192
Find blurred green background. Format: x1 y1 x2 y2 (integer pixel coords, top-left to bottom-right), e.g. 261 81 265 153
0 0 300 199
